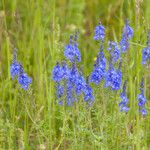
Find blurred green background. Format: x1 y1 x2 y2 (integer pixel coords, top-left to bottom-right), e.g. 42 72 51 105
0 0 150 149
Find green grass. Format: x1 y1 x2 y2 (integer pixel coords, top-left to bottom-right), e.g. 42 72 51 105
0 0 150 149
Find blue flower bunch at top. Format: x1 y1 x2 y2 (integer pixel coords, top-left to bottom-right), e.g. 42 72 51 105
137 78 147 116
84 77 94 105
108 41 120 63
10 48 32 90
52 32 94 106
91 22 106 85
64 32 81 62
120 20 134 53
90 45 106 84
142 31 150 65
119 80 129 112
104 59 122 91
10 49 21 79
94 22 105 41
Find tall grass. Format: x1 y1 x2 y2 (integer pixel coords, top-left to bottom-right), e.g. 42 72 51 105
0 0 150 149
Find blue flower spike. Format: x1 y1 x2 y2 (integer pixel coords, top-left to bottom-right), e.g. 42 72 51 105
142 30 150 65
64 33 81 62
119 80 129 112
120 19 134 53
137 78 147 116
84 77 94 105
10 48 21 79
10 48 32 90
94 22 105 41
52 62 63 82
108 41 120 63
17 65 32 90
104 58 122 91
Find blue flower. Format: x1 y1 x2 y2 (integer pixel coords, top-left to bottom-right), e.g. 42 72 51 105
18 72 32 90
137 90 146 107
66 80 75 106
56 83 64 99
137 78 147 116
90 50 106 84
64 34 81 62
108 41 120 63
111 69 122 90
68 63 79 84
120 20 133 53
93 22 105 41
119 81 129 112
104 61 122 90
10 48 21 79
75 72 86 95
61 62 69 80
140 109 147 116
84 78 94 104
142 47 150 65
52 62 63 82
10 61 21 79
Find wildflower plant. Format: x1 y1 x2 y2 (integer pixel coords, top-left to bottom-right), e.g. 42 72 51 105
108 41 120 63
52 32 93 106
91 22 106 85
94 22 105 41
119 80 129 112
64 33 81 62
104 59 122 91
120 20 134 53
10 48 32 90
142 30 150 65
137 78 147 116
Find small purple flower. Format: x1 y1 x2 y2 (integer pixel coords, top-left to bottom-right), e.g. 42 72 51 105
120 20 133 53
18 72 32 90
64 34 81 62
10 61 21 79
52 62 63 82
104 60 122 90
56 83 64 99
90 49 106 84
142 31 150 65
140 109 147 116
10 48 21 79
61 62 69 80
137 91 147 107
94 22 105 41
119 81 129 112
68 63 79 84
108 41 120 63
84 77 94 104
10 48 32 90
142 47 150 65
66 80 74 106
75 72 86 95
137 78 147 116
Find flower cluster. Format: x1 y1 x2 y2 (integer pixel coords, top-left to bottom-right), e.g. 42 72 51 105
64 33 81 62
93 22 105 41
91 23 107 85
10 49 32 90
119 81 129 112
108 41 120 63
52 32 94 106
142 31 150 65
137 78 147 116
104 60 122 91
90 50 106 84
51 19 149 117
120 20 134 53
